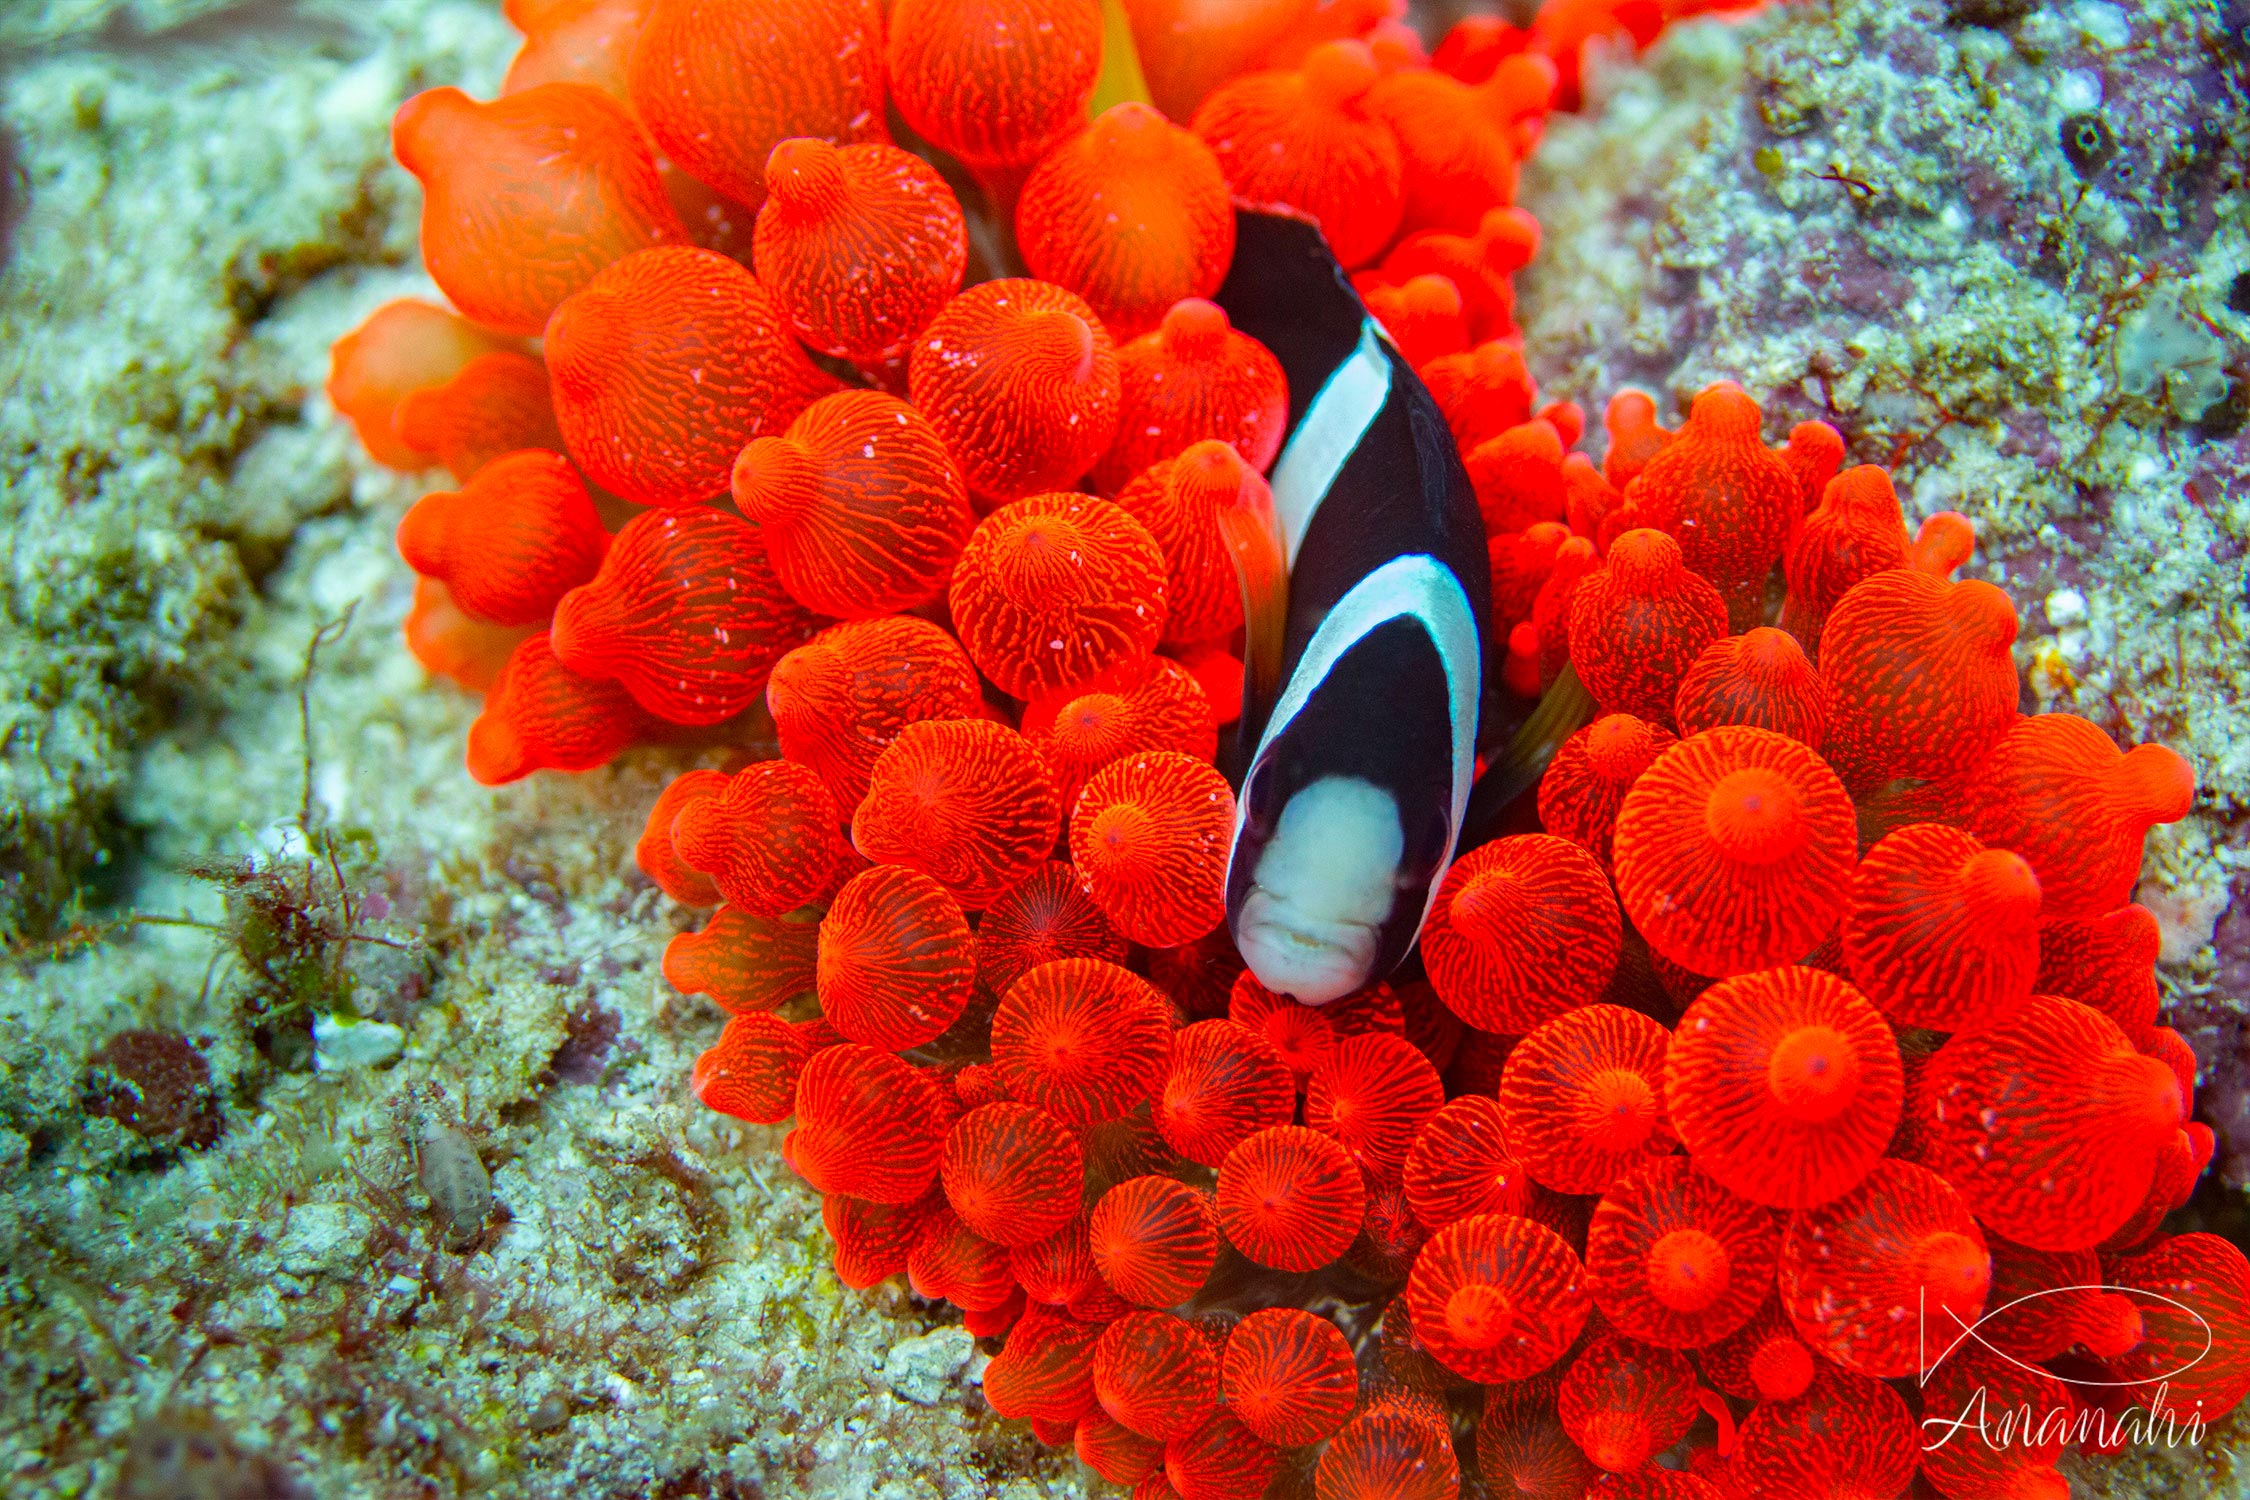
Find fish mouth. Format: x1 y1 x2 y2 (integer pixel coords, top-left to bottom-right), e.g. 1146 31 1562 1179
1235 886 1380 1006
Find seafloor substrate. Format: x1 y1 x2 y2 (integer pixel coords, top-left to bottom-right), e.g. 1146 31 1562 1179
0 1 2243 1497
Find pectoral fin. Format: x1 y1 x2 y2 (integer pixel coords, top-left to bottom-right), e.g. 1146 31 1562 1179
1215 468 1289 737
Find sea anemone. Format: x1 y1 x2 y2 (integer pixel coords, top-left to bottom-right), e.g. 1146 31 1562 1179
1304 1032 1445 1182
1228 973 1340 1087
1497 1004 1677 1195
697 1007 823 1124
1163 1410 1285 1500
1566 529 1729 724
1072 1408 1163 1484
1956 712 2197 921
389 83 683 337
1777 1158 1989 1379
1727 1371 1917 1500
1098 311 1290 502
886 0 1102 177
1021 655 1217 816
550 506 818 724
912 281 1122 509
974 859 1130 997
1840 823 2041 1032
730 389 973 619
1817 565 2021 794
948 490 1167 697
2097 1232 2250 1420
1671 627 1827 745
1091 1310 1222 1441
984 1303 1106 1423
1554 1328 1700 1473
544 245 836 508
1418 834 1622 1035
786 1043 946 1204
636 769 728 908
1215 1124 1366 1273
1191 41 1405 270
348 5 2232 1479
672 760 848 917
1465 417 1566 534
852 717 1061 910
1377 206 1539 348
1312 1397 1462 1500
395 450 605 626
626 0 886 212
1069 750 1236 948
907 1204 1017 1311
1404 1213 1589 1383
1916 991 2183 1250
1918 1340 2074 1500
1692 1294 1820 1403
1154 1019 1295 1168
1017 105 1238 343
327 298 519 469
1475 1390 1595 1500
1611 726 1857 978
1402 1094 1535 1232
1584 1156 1777 1349
941 1100 1086 1248
764 615 983 812
2035 902 2162 1046
751 138 967 367
822 1191 934 1290
1608 383 1799 629
989 958 1173 1126
1220 1307 1358 1447
1779 465 1909 652
1368 274 1476 373
1599 389 1672 490
662 905 818 1015
1424 334 1538 450
1088 1175 1219 1307
1010 1215 1101 1308
466 633 649 784
404 583 538 696
1662 966 1902 1209
1112 440 1270 648
1535 714 1676 867
1975 1237 2118 1362
1364 64 1519 236
816 864 976 1050
1491 520 1573 635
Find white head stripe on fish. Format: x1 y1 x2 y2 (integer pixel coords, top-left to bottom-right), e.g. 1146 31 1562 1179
1268 318 1393 569
1226 551 1483 961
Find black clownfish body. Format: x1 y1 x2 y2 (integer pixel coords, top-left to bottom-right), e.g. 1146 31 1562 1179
1213 209 1491 1005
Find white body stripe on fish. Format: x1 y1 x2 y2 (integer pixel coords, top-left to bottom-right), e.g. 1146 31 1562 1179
1226 551 1483 940
1268 318 1393 568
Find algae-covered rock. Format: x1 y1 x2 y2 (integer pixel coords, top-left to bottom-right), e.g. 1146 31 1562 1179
0 1 509 937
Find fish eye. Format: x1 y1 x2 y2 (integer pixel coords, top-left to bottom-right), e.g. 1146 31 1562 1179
1398 806 1451 885
1245 762 1282 826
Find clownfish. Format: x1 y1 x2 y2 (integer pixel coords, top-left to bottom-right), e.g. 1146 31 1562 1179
1212 209 1492 1005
